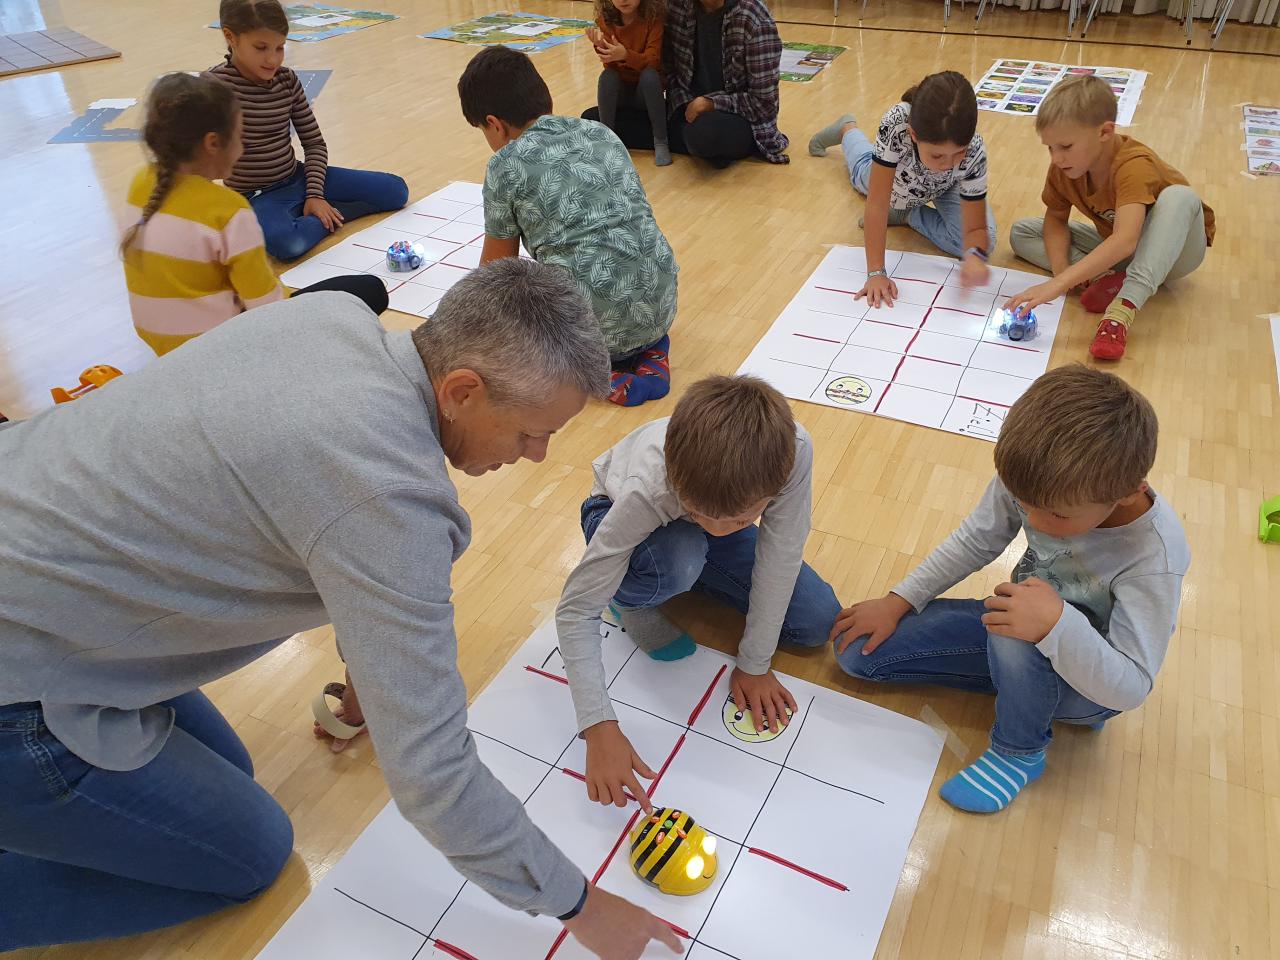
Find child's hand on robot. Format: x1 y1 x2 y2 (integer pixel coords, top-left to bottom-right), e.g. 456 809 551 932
980 578 1065 644
584 720 656 814
1004 279 1063 317
730 667 797 734
831 592 913 656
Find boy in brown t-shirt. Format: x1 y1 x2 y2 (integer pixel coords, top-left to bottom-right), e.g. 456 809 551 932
1004 76 1214 361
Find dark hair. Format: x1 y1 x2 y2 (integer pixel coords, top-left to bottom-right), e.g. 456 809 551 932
457 47 553 128
994 364 1158 508
596 0 665 27
219 0 289 58
901 70 977 145
665 375 796 518
120 73 239 256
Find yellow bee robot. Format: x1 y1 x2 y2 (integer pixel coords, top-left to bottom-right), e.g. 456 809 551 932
628 807 718 896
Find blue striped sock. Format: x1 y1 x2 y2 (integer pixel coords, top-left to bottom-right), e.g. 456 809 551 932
939 747 1045 813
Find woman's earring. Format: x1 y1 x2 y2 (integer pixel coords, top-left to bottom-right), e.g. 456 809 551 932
443 410 455 423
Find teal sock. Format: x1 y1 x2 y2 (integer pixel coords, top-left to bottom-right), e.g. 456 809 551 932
611 603 696 661
939 747 1045 813
648 634 696 661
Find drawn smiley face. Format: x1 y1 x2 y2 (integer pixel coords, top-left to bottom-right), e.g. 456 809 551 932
722 695 792 744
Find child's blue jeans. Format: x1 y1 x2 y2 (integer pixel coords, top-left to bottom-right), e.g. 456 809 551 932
841 126 998 259
835 598 1119 756
0 691 293 950
580 495 841 648
247 162 409 262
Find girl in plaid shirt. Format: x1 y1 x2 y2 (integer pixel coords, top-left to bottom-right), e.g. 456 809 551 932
583 0 788 168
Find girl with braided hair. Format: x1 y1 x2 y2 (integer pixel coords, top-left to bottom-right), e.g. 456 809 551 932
122 73 387 356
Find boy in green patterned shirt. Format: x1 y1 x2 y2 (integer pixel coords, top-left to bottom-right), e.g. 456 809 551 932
458 47 679 407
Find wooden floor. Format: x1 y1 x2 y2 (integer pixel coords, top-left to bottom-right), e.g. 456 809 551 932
4 1 1279 958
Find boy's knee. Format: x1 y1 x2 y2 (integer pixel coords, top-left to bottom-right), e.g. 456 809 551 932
1009 218 1044 256
656 527 709 595
782 589 841 649
1154 183 1200 216
833 636 888 680
621 523 707 605
1009 217 1043 243
638 67 661 90
987 632 1049 672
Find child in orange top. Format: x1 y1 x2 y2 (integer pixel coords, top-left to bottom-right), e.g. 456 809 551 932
1005 76 1214 361
586 0 669 166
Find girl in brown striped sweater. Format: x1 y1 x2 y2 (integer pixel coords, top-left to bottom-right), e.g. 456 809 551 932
208 0 408 261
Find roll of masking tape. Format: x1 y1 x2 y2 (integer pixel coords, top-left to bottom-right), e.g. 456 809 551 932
312 681 366 740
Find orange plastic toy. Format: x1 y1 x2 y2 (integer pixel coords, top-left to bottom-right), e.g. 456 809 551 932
51 365 123 404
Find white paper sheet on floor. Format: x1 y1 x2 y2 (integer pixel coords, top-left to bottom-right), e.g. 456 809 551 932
254 619 943 960
736 246 1066 442
278 181 530 320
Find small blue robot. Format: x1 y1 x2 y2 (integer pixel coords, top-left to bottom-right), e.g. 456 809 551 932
386 240 425 272
998 308 1038 342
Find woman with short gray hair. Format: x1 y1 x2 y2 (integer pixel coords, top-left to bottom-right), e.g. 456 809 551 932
0 259 681 959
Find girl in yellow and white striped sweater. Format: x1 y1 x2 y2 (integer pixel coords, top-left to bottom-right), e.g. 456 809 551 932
121 73 386 356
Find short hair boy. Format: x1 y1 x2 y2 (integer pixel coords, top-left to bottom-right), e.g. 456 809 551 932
556 375 841 811
457 46 679 408
1004 75 1215 361
833 365 1189 813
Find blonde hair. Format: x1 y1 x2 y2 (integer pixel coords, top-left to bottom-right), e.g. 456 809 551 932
994 364 1157 508
665 375 796 518
1035 75 1118 131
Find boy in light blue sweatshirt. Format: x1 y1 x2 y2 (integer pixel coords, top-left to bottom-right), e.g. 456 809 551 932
832 364 1189 813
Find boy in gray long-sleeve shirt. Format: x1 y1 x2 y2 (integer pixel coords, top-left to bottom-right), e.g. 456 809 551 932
556 376 841 811
833 364 1189 814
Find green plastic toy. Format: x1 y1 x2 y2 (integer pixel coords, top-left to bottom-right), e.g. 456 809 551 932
1260 496 1280 544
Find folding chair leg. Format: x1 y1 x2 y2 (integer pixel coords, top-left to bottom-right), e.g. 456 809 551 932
1066 0 1080 36
1080 0 1104 37
1184 1 1195 45
1211 0 1236 48
944 0 951 29
975 0 989 24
